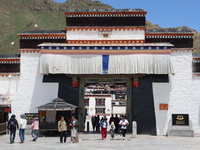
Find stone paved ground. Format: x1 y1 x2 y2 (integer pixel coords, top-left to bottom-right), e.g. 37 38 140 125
1 133 200 150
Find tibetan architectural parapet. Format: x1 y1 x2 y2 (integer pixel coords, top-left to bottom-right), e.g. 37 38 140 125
145 29 194 48
193 57 200 62
20 49 41 53
0 55 20 74
66 26 146 31
171 48 194 52
145 33 193 38
66 9 146 27
146 29 194 38
19 34 66 40
18 30 66 39
0 58 20 64
0 73 20 77
65 9 147 17
193 73 200 77
66 40 145 44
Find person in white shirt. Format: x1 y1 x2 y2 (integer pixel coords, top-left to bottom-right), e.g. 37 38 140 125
19 114 27 143
119 116 129 140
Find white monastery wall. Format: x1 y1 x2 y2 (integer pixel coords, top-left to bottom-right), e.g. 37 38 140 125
10 53 58 121
112 106 126 115
0 76 19 105
153 50 200 136
87 97 95 116
191 75 200 136
67 30 145 40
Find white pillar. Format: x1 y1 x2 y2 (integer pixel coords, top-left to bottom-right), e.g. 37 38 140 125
132 121 137 138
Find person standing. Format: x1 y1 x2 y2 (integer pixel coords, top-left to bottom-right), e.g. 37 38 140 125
119 116 129 140
70 116 79 143
30 116 39 141
19 114 27 143
110 121 115 140
7 114 19 144
58 116 67 143
114 114 119 133
100 118 108 140
95 115 100 132
109 114 115 125
91 115 96 132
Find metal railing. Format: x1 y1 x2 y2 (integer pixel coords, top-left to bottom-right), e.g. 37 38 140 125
0 122 8 135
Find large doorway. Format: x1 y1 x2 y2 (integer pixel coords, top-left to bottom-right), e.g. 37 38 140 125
78 76 132 132
83 82 127 131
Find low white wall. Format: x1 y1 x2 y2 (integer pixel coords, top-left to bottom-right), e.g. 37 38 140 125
153 82 171 136
67 30 145 40
112 106 126 115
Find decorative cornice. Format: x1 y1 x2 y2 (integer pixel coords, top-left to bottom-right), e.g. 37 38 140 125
193 57 200 62
65 11 147 17
41 45 171 51
66 40 145 44
19 34 66 40
171 48 194 52
193 57 200 60
66 27 146 31
193 73 200 77
0 58 20 64
20 49 41 53
0 73 20 77
85 95 111 97
41 49 171 55
40 45 172 55
145 33 193 38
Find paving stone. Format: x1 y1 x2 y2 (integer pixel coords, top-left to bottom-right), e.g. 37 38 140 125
0 133 200 150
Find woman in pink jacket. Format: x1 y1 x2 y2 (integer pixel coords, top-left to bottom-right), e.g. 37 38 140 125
30 116 39 141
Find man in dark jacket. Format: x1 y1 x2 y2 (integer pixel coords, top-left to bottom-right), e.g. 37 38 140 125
7 114 19 144
91 115 96 131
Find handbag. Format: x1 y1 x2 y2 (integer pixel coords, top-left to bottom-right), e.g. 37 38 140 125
65 131 69 137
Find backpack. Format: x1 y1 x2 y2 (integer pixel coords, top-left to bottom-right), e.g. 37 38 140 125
110 125 114 131
9 120 16 130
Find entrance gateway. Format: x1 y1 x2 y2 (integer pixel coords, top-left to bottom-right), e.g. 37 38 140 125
16 8 194 135
78 75 168 134
43 74 168 135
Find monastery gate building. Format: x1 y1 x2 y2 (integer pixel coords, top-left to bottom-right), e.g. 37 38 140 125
0 9 200 136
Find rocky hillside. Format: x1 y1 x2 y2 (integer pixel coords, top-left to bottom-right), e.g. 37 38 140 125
0 0 199 54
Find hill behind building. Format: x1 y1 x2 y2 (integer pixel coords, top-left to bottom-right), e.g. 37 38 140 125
0 0 199 54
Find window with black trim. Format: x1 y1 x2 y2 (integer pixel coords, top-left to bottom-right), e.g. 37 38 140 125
103 34 109 38
96 98 105 106
84 98 89 107
193 59 200 73
96 108 105 114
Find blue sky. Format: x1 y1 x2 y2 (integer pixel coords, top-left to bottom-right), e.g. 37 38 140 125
55 0 199 32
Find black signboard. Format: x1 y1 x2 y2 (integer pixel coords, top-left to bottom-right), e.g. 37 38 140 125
172 114 189 126
25 113 39 124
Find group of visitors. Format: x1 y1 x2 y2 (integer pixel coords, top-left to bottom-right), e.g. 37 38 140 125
58 116 79 143
99 114 129 140
7 114 38 144
7 113 128 144
7 114 79 144
91 114 100 132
